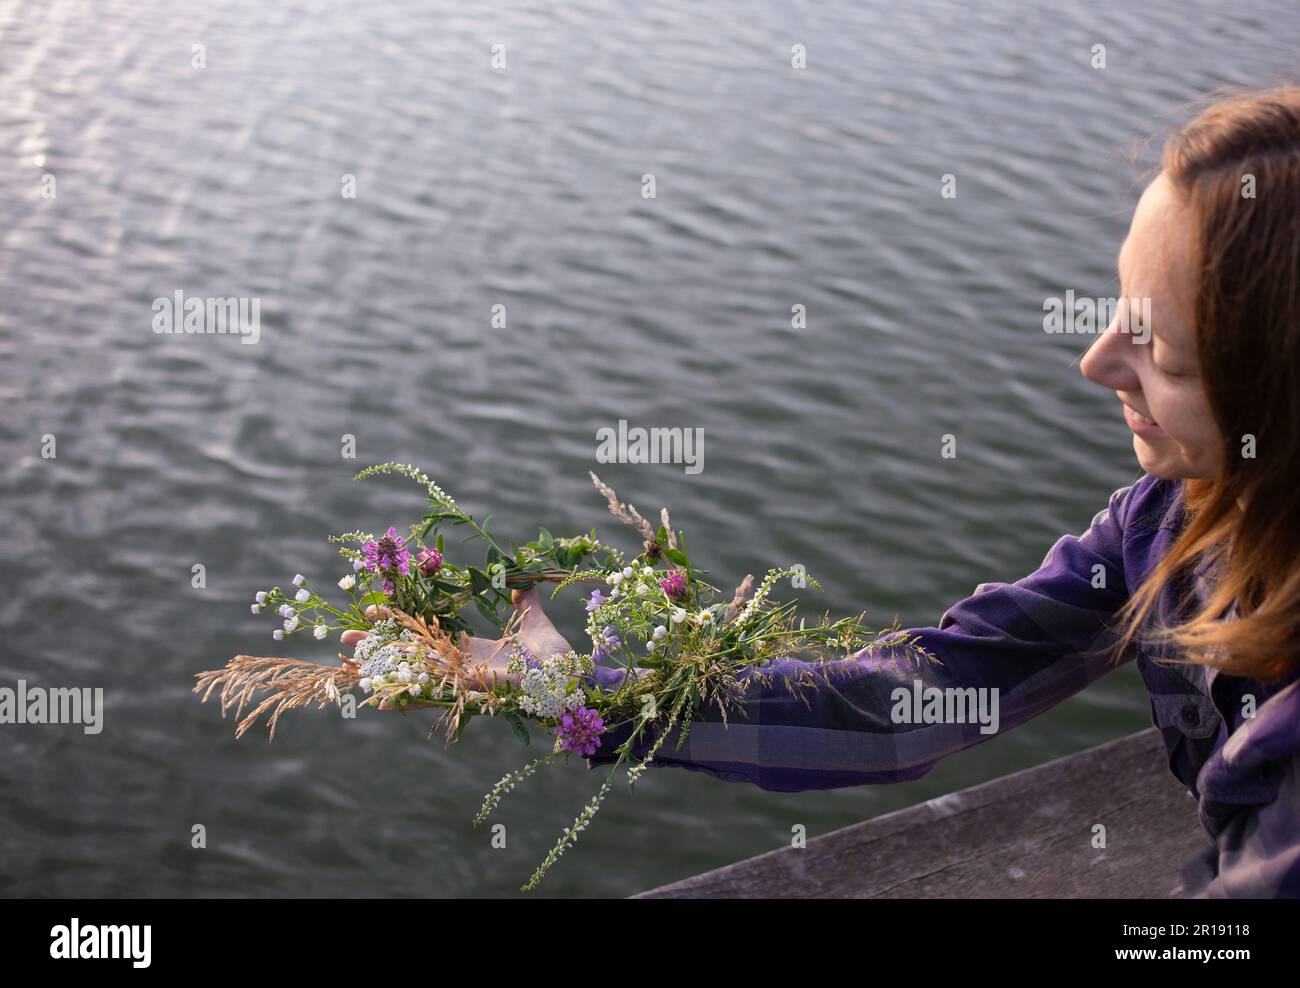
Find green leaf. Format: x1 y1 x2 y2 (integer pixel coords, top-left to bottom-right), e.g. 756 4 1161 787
538 527 554 548
474 595 499 624
663 547 690 567
358 591 390 608
507 715 531 746
656 524 669 546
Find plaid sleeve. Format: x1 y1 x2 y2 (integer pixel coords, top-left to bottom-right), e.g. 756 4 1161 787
585 479 1149 791
1193 755 1300 898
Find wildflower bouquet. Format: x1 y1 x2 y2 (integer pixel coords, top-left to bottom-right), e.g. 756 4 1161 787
196 463 930 891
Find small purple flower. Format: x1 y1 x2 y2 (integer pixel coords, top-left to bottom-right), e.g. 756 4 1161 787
659 570 688 601
590 625 622 663
362 528 411 595
585 589 607 613
554 706 606 757
416 547 443 576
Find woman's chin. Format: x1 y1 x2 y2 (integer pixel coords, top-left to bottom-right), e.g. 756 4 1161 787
1133 435 1214 481
1133 435 1182 479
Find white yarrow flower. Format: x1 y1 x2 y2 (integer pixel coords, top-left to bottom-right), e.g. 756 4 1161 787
671 608 686 623
292 574 305 587
622 566 634 579
338 574 356 591
653 625 666 640
313 624 327 640
295 588 310 603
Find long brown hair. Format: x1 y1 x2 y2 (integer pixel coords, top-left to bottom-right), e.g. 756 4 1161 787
1114 86 1300 683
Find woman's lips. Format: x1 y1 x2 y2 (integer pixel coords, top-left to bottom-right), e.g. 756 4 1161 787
1123 402 1164 439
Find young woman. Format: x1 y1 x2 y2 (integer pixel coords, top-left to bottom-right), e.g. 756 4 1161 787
364 86 1300 897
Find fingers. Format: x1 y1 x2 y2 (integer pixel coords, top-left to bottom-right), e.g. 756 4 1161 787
511 587 571 660
467 635 513 665
340 605 392 646
342 592 568 669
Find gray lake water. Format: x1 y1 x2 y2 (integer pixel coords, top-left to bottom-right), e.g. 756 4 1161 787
1 0 1297 897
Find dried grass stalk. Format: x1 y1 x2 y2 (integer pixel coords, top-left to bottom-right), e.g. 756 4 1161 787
194 655 361 740
589 471 655 544
195 607 513 743
722 574 755 623
659 507 678 549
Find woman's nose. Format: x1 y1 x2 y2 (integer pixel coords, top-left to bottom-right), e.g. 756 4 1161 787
1080 321 1141 392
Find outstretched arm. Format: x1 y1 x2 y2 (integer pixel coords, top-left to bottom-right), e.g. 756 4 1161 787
585 479 1149 791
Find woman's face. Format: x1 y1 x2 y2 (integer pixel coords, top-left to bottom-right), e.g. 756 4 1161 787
1080 172 1226 480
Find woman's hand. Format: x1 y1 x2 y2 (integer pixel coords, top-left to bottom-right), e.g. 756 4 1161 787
341 588 572 709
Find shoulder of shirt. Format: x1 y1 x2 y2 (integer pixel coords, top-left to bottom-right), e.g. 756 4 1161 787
1113 473 1185 535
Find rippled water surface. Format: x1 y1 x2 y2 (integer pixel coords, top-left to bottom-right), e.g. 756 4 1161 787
1 0 1296 896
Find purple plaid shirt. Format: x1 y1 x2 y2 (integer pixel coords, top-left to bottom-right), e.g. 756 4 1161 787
586 474 1300 897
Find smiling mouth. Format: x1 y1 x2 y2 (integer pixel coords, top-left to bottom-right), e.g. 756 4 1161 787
1126 404 1158 427
1120 399 1163 436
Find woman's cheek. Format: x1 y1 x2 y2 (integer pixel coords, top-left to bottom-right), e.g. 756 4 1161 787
1166 394 1225 477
